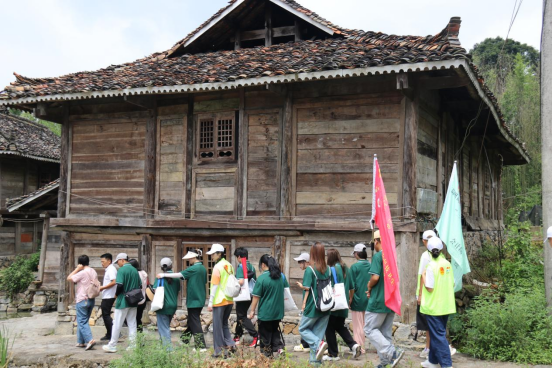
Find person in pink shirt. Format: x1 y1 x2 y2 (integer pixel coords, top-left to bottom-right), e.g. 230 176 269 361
68 255 98 351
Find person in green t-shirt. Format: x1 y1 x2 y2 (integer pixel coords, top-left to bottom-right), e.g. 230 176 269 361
324 249 361 361
298 242 331 364
103 253 142 353
364 231 404 368
349 243 371 352
420 237 456 368
248 254 287 358
293 252 311 352
233 247 258 347
158 249 208 351
153 258 181 349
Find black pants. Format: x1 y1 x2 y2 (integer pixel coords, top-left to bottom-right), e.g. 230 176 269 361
235 300 258 338
181 307 206 349
258 320 284 357
325 315 357 357
301 339 309 348
101 298 115 339
136 302 146 333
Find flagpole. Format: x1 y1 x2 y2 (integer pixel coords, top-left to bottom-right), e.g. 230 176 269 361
371 154 377 258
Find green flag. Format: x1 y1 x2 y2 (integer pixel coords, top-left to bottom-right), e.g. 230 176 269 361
435 162 471 292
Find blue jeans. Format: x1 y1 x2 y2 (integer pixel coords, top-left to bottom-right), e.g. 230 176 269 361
157 313 173 348
76 299 95 344
299 314 330 363
426 315 452 367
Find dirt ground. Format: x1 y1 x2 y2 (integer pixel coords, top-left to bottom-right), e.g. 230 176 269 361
0 313 549 368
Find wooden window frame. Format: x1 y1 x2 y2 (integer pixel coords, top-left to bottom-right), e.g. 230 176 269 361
196 112 236 163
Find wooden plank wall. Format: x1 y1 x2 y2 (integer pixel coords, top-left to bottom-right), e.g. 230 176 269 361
42 230 62 290
294 91 402 218
246 111 280 218
192 169 237 217
416 93 439 192
0 224 15 256
69 112 147 217
157 117 186 216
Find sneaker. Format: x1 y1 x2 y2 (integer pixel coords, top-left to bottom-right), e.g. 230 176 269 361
233 336 240 345
294 344 308 352
315 341 328 361
352 344 361 359
199 348 207 353
391 348 405 368
102 345 117 353
276 348 285 357
322 355 335 361
421 360 440 368
100 336 110 341
420 347 429 358
449 345 457 356
248 336 258 348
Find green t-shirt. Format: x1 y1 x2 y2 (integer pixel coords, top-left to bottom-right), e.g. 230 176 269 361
115 263 143 309
181 262 207 309
302 266 331 318
236 260 256 281
154 271 181 315
252 271 289 321
349 260 371 311
329 263 350 319
367 251 393 313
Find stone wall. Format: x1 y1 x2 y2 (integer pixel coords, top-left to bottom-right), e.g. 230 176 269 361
0 282 57 314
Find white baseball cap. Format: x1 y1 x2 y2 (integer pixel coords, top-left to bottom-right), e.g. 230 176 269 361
423 230 437 240
160 257 173 267
206 243 225 255
352 243 367 255
183 250 201 260
544 226 552 243
427 237 443 251
293 253 310 262
114 253 128 262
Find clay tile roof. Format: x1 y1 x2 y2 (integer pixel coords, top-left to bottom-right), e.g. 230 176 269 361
6 178 59 210
0 112 61 162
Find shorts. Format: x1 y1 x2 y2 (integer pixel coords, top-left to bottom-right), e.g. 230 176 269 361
416 304 429 331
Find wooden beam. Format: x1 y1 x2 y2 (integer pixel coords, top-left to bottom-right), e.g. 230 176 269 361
184 95 194 218
230 26 296 43
265 1 272 47
58 231 72 312
65 123 73 217
294 19 302 41
234 28 241 50
237 88 247 219
402 93 418 219
57 104 70 218
279 86 293 219
418 76 469 90
437 112 443 214
144 103 158 219
38 214 50 282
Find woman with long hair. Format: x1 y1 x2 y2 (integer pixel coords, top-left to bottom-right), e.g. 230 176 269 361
153 258 181 348
158 249 208 351
128 259 148 333
298 242 331 364
349 243 371 352
67 255 97 351
248 254 288 357
324 249 361 361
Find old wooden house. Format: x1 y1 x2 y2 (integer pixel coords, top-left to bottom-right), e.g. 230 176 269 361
0 0 528 322
0 112 60 260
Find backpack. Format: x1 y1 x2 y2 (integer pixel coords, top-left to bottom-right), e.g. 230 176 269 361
86 269 101 299
308 266 334 312
222 264 241 298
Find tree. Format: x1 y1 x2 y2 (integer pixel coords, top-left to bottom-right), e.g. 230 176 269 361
7 108 61 136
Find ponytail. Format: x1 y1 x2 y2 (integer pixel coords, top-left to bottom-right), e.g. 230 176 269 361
259 254 282 280
161 263 173 284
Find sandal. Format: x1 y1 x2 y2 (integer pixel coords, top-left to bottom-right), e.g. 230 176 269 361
85 340 96 351
76 343 86 348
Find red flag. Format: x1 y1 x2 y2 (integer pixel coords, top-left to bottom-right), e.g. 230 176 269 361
373 157 402 315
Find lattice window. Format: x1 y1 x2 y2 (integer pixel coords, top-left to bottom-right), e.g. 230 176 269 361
197 112 235 162
181 243 231 301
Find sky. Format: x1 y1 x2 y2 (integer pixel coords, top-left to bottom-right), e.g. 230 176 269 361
0 0 542 91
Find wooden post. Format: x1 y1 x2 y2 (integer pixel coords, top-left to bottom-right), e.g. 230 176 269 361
294 20 302 41
23 160 29 195
57 104 70 218
38 214 50 282
437 113 443 215
141 234 153 281
274 236 286 271
58 232 72 312
265 1 272 47
399 91 418 323
279 86 293 219
32 221 38 253
234 29 241 50
176 239 183 307
144 104 158 219
184 95 194 218
237 88 247 219
14 222 21 254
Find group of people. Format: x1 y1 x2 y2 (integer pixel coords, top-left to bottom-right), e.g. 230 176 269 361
68 231 458 368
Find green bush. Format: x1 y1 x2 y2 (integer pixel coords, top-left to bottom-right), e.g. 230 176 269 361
0 252 40 298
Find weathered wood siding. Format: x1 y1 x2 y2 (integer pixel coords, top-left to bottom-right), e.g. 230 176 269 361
42 230 62 290
69 112 147 217
294 92 402 217
0 224 15 256
157 117 186 216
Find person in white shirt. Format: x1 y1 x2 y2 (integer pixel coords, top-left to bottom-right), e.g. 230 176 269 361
99 253 117 341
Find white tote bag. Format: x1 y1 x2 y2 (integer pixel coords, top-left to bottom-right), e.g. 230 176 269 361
150 278 165 312
233 259 251 302
330 267 349 311
282 274 298 311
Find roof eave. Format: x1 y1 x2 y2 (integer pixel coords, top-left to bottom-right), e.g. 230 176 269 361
0 150 60 163
7 182 59 212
